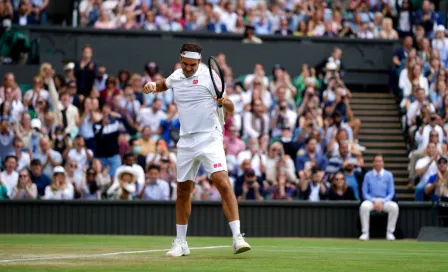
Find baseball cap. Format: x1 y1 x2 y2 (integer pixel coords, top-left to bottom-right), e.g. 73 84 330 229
244 168 255 176
31 119 42 130
53 166 66 175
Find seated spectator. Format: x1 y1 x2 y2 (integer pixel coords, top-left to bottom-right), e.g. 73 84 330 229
0 155 18 198
114 152 145 195
242 25 262 44
297 167 328 201
12 2 38 25
145 138 177 166
269 170 295 200
295 137 328 173
235 168 264 200
0 116 15 164
0 178 8 199
243 99 269 138
359 154 398 241
29 158 50 198
67 135 94 177
80 168 102 200
425 156 448 201
265 141 295 183
91 158 112 191
12 137 30 171
236 137 266 177
415 143 439 201
43 166 74 200
328 171 356 201
94 8 117 29
379 18 399 40
224 125 245 158
33 136 63 179
159 104 180 148
10 169 37 199
64 159 83 198
137 164 170 200
106 166 136 200
325 111 354 146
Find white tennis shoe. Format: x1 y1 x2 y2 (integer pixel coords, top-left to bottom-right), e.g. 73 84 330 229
166 239 190 257
233 234 251 254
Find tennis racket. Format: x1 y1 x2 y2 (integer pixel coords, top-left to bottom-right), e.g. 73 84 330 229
208 56 225 126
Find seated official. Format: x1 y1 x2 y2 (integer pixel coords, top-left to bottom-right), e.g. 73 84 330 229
359 154 399 241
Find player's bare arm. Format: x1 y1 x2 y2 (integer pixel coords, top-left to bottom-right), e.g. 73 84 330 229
143 79 168 94
215 94 234 113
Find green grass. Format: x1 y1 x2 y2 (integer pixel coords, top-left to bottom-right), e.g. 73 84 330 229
0 235 447 272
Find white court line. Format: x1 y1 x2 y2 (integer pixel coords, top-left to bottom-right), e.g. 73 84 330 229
0 245 231 264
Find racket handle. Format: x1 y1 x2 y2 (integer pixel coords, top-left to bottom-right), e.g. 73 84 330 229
218 107 225 126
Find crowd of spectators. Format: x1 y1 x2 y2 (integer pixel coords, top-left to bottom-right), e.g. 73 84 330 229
389 0 448 202
0 42 376 202
1 0 443 42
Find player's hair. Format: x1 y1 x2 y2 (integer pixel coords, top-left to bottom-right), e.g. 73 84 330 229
180 43 202 54
147 164 161 172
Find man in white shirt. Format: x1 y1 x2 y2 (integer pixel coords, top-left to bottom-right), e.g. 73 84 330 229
414 113 445 152
33 136 63 179
143 42 250 256
0 155 19 197
243 63 269 90
415 143 439 201
67 135 94 177
137 98 167 133
407 88 435 127
138 164 170 200
236 137 266 176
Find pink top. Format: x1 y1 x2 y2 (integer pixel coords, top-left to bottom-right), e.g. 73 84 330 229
0 87 22 101
224 137 246 157
94 21 117 29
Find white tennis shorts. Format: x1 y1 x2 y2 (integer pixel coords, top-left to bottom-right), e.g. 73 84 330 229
176 128 227 182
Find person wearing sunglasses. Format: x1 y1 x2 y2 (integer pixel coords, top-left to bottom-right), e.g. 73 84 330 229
11 169 37 199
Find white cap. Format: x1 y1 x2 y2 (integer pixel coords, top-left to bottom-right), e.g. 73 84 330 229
64 62 75 70
117 166 137 183
31 119 42 130
53 166 66 175
436 25 446 32
326 61 337 70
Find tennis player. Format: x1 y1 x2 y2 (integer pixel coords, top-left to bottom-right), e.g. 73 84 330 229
143 43 251 257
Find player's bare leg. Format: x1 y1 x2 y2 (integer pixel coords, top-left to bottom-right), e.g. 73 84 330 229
166 181 194 257
212 170 251 254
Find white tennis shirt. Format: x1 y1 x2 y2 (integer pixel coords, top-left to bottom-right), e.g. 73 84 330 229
166 63 223 137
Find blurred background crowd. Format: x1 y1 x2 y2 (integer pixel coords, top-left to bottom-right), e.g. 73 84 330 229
0 0 444 41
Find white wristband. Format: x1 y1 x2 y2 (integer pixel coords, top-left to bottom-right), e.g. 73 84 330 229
149 82 156 88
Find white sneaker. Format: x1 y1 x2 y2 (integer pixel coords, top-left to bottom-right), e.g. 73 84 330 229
166 239 190 257
233 234 251 254
386 232 396 241
359 233 370 241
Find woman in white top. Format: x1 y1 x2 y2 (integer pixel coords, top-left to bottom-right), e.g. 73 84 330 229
432 25 448 57
264 142 296 183
43 166 74 200
401 63 429 98
243 99 269 139
379 18 398 40
11 169 37 200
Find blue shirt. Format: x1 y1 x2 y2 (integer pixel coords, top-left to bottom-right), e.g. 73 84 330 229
362 169 395 203
295 153 328 172
427 174 440 201
31 173 51 197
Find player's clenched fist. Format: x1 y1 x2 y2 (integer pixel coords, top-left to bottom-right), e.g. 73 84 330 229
143 82 156 94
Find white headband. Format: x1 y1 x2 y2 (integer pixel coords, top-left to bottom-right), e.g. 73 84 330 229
180 51 201 59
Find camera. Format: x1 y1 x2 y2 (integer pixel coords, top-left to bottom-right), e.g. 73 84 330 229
247 180 254 186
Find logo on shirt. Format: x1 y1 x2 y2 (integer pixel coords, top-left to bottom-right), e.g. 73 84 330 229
213 163 222 168
193 79 198 84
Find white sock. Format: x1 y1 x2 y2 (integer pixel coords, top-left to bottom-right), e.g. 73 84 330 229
229 220 240 238
176 224 188 242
